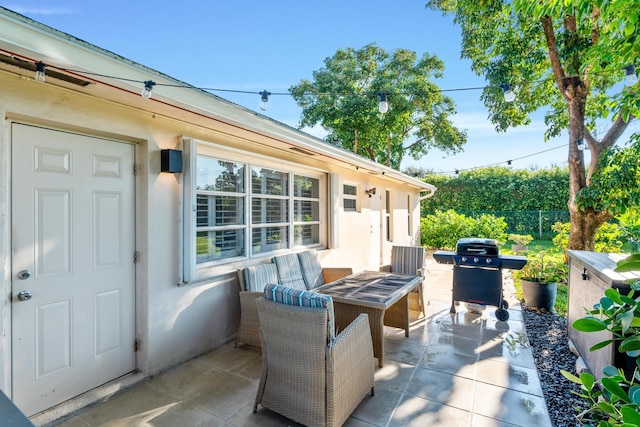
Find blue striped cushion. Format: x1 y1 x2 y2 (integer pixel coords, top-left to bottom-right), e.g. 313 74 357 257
263 283 335 341
392 246 425 276
273 253 307 290
297 250 324 289
243 263 279 292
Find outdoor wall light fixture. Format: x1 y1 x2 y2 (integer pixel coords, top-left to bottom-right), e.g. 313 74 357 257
365 188 377 198
378 92 389 114
141 80 156 99
35 61 46 82
625 65 638 86
260 90 271 111
501 84 516 102
161 149 183 173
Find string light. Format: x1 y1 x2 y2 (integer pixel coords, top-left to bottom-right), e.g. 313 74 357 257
7 51 636 177
501 84 515 102
34 61 45 82
16 51 637 109
625 65 638 86
259 90 271 111
378 92 389 113
141 80 155 99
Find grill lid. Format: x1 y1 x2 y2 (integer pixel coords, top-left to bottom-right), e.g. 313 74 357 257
456 238 499 256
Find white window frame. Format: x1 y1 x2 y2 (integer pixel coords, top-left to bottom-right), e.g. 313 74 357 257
385 190 393 242
181 138 327 282
343 183 359 212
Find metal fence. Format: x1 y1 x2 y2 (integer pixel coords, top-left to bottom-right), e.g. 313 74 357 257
458 210 570 240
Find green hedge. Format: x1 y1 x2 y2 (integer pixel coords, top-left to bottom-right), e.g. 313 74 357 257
420 209 507 250
421 166 570 213
419 166 570 239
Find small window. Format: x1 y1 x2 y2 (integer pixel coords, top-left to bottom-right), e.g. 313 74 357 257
343 184 358 212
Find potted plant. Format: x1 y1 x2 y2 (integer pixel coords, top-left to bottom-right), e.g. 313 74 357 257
508 233 534 253
515 250 562 312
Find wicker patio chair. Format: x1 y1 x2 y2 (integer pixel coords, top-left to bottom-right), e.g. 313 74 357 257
237 252 352 349
381 245 428 318
254 284 374 427
236 263 279 348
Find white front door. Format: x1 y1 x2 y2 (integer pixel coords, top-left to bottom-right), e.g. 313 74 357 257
11 124 136 416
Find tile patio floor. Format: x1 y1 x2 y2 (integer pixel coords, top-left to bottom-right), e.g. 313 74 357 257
50 258 552 427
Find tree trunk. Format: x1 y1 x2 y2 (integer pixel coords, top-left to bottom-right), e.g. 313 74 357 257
354 129 358 153
565 90 612 250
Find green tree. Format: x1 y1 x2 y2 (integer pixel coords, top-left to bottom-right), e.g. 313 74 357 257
578 133 640 217
402 165 433 178
427 0 638 250
289 43 467 169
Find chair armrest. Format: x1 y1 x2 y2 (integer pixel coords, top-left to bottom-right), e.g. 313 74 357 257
321 267 353 283
327 313 374 425
237 291 263 347
379 264 392 272
417 266 428 277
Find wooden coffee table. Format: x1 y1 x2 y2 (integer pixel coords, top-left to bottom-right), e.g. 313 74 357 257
314 271 422 367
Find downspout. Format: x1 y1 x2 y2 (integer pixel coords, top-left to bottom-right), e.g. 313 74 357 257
419 188 436 200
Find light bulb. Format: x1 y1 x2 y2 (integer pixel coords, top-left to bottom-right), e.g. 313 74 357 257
260 90 270 111
378 92 389 114
141 80 155 99
35 61 46 82
625 65 638 86
502 84 515 102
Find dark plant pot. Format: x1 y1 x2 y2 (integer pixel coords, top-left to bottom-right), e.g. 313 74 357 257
522 279 557 311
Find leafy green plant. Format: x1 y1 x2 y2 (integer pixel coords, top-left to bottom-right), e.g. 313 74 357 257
560 253 640 426
552 221 626 253
508 233 534 247
514 250 567 285
420 209 507 250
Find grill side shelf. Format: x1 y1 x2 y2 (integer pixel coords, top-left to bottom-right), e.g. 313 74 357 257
432 250 456 265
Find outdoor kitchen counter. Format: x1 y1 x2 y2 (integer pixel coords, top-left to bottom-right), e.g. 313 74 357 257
567 250 640 380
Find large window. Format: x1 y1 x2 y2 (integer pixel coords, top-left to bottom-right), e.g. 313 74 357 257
194 152 323 267
196 158 246 263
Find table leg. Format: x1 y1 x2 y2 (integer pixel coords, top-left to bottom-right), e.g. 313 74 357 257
333 302 385 367
384 294 410 337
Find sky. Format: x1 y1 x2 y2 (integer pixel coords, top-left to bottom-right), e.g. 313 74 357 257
2 0 638 174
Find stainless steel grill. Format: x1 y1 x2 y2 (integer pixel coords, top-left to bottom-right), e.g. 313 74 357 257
433 238 527 321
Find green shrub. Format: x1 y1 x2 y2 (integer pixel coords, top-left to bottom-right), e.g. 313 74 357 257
508 233 534 246
618 208 640 252
551 221 626 253
420 209 507 249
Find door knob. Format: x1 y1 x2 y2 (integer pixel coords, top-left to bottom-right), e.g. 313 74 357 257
17 290 32 301
17 270 31 280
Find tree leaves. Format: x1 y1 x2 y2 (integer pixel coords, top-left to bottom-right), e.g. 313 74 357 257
573 316 608 332
289 43 466 169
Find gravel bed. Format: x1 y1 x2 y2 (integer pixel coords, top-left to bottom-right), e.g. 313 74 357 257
521 306 591 427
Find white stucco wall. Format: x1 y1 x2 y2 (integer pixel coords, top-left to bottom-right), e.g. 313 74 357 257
0 71 425 396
